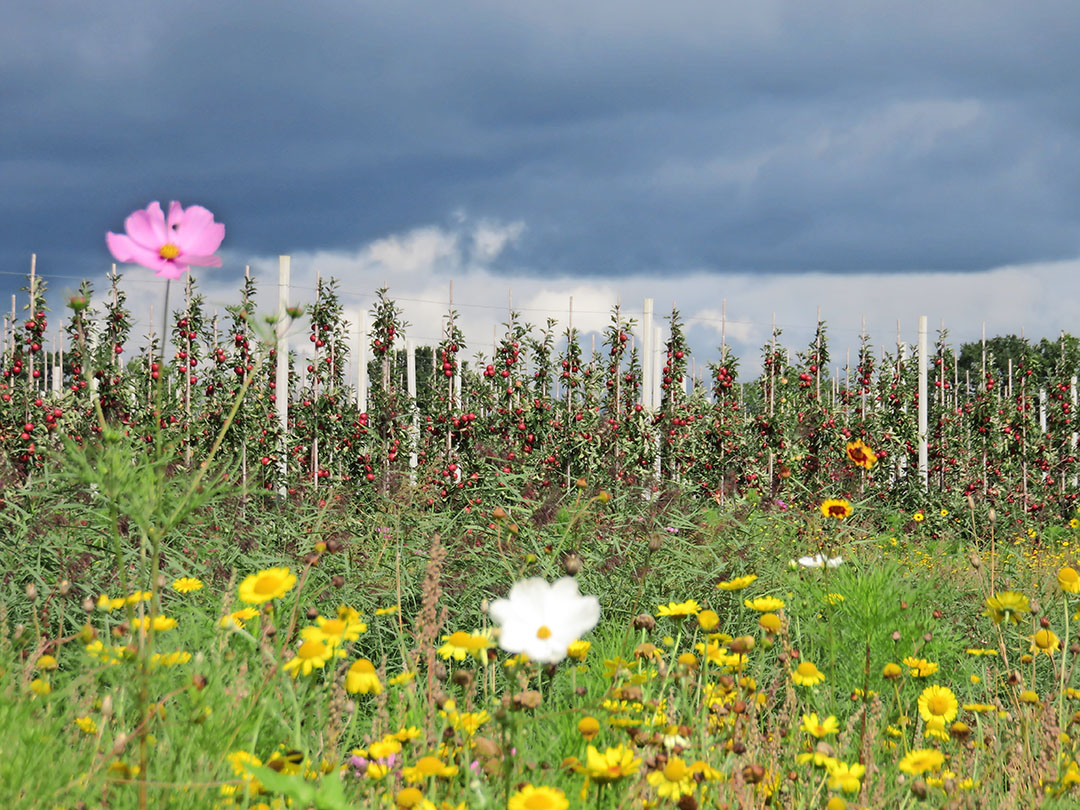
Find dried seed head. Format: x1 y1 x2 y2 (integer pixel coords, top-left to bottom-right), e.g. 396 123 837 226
58 580 70 596
988 508 996 523
633 613 657 631
452 669 473 688
969 553 981 569
911 780 928 800
331 575 345 588
82 597 96 613
562 552 583 576
25 584 37 602
305 606 319 620
648 533 664 553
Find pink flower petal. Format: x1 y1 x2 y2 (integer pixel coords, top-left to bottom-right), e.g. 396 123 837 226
155 264 188 280
173 205 225 257
166 201 185 231
180 253 223 267
124 202 167 249
106 232 168 271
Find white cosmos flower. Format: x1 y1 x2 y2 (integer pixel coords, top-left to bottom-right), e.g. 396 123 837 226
488 577 601 663
796 554 843 569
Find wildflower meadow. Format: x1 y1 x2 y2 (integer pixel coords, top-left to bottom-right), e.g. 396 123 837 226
4 202 1080 809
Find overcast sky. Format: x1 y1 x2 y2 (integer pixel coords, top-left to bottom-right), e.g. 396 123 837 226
3 1 1080 369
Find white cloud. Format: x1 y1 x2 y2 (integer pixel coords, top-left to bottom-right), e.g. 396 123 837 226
98 218 1080 390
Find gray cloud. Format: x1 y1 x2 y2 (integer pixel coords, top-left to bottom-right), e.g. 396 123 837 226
4 0 1080 303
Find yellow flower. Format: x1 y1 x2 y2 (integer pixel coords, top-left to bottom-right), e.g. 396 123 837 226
882 662 902 679
237 567 297 605
567 640 591 661
656 600 701 618
402 755 458 782
697 610 720 631
171 577 203 593
845 439 877 470
801 713 839 738
346 659 383 694
1071 519 1080 530
791 661 825 686
913 512 925 522
442 706 490 736
508 785 569 810
29 678 50 696
1032 629 1061 657
898 748 945 775
716 574 757 591
130 615 178 632
825 593 845 605
983 591 1031 625
923 717 949 741
283 640 331 677
303 615 367 647
585 744 641 782
36 654 58 671
918 685 958 724
395 787 426 808
1019 690 1040 705
388 671 415 687
646 756 695 799
578 716 601 740
759 612 782 634
744 597 785 612
821 499 853 519
902 656 938 678
826 761 865 794
940 509 949 517
220 607 260 629
375 604 400 615
1060 568 1080 594
438 630 493 661
75 715 97 734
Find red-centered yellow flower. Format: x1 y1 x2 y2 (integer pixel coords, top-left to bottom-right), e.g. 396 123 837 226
983 592 1030 625
820 499 853 520
800 713 839 738
1031 629 1061 657
237 567 296 604
1060 567 1080 594
898 748 945 776
826 761 866 794
402 755 458 782
646 756 695 799
283 639 331 677
656 600 701 618
346 659 383 694
791 661 825 686
716 574 757 591
585 744 642 783
845 439 877 470
918 685 958 724
507 785 569 810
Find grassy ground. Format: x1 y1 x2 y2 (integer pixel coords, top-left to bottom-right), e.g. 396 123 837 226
2 457 1080 810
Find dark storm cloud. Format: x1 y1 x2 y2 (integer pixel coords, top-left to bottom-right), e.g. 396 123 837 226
3 0 1080 292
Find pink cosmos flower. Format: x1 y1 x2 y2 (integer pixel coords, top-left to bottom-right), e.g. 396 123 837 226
106 201 225 280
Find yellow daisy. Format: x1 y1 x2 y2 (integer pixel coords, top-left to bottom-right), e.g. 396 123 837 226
918 685 958 724
283 640 331 677
791 660 825 686
716 574 757 591
237 567 296 605
744 596 785 612
171 577 203 594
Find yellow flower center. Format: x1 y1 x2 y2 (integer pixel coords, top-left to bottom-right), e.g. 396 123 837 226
796 662 818 677
523 794 556 810
396 787 424 808
1035 630 1055 649
927 695 950 716
415 756 444 776
158 242 180 259
447 631 473 646
297 640 325 659
321 619 346 635
254 574 282 595
536 625 552 640
663 759 688 781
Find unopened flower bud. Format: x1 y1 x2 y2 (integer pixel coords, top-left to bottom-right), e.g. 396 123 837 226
58 580 70 596
25 584 37 602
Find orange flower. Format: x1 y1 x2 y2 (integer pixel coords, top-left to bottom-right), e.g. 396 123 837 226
845 439 877 470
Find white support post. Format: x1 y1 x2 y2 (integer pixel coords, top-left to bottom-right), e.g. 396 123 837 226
1040 389 1048 433
356 310 368 412
917 315 928 492
276 256 291 493
1072 376 1078 487
652 326 662 412
407 338 418 482
642 299 653 409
